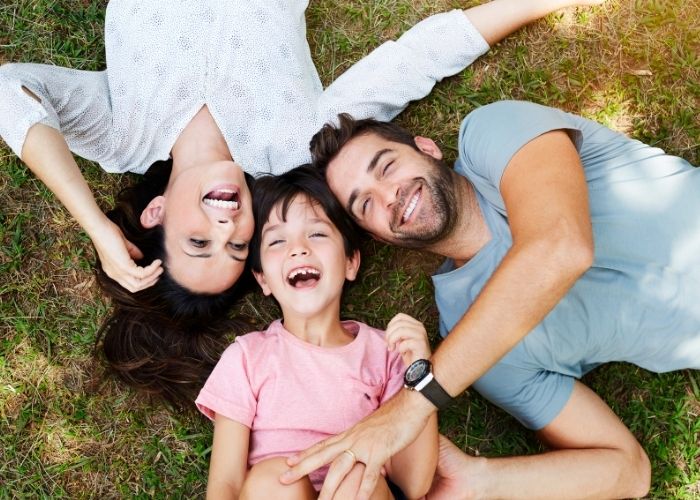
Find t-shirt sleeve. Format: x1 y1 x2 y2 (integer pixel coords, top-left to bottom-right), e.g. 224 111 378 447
472 360 576 431
456 101 583 211
0 63 112 163
317 10 489 124
380 350 406 405
195 340 257 427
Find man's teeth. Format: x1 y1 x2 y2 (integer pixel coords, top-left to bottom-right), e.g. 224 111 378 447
204 198 239 209
402 192 420 223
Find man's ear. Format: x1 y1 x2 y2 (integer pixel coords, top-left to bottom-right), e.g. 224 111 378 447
414 136 443 160
140 196 166 228
253 270 273 296
345 249 361 282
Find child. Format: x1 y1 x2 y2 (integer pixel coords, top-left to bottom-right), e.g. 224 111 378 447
196 165 438 499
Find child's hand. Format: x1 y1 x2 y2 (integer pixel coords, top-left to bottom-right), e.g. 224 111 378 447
385 313 431 366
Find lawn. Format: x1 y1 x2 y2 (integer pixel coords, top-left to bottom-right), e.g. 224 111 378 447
1 0 698 497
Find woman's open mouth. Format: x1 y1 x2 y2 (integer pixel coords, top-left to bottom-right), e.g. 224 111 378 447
203 188 240 210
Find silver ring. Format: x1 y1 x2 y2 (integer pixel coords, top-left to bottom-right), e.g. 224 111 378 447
343 449 357 463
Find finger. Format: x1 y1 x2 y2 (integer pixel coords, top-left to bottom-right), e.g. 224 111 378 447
132 274 161 292
356 462 383 500
281 440 347 484
317 452 357 500
132 259 163 279
125 240 144 260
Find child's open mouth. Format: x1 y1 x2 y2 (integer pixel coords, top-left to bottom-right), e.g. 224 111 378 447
287 267 321 288
203 188 240 210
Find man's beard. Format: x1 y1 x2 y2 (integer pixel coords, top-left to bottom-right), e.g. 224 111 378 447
389 156 459 249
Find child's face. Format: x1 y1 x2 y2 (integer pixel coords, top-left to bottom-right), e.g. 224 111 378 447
254 195 360 319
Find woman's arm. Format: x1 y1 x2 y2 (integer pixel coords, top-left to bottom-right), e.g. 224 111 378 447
318 0 603 125
22 124 162 292
464 0 604 46
207 414 250 500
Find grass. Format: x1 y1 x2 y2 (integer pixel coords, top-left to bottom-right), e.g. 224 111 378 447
1 0 699 497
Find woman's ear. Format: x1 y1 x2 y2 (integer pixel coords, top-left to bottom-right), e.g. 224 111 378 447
414 136 443 160
345 250 361 282
140 196 166 228
253 270 272 296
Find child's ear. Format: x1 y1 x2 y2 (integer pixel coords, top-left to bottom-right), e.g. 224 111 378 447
253 270 273 296
140 196 166 228
345 250 361 281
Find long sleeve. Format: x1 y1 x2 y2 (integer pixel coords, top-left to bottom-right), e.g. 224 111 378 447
316 10 490 125
0 63 113 164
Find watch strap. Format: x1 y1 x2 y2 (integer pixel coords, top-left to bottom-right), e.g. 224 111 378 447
414 372 453 409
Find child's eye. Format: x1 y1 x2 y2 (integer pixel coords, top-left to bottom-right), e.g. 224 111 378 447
310 232 327 238
268 239 284 247
190 238 208 248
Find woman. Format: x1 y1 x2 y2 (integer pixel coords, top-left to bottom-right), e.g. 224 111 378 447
0 0 597 404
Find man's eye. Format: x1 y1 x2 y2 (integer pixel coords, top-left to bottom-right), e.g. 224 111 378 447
190 238 208 248
382 161 393 176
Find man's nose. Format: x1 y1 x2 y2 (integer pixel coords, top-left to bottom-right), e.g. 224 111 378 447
381 182 401 208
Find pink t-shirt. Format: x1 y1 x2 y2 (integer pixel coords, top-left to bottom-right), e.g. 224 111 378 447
195 319 405 490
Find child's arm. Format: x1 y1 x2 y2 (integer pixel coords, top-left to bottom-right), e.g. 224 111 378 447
384 314 439 499
206 414 250 500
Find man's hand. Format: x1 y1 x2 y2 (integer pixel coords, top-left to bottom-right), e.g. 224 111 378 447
385 313 432 366
91 219 163 293
281 389 436 500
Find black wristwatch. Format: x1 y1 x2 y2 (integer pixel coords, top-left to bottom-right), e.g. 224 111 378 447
403 359 453 410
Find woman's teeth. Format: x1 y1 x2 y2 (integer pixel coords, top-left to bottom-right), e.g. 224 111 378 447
204 198 239 209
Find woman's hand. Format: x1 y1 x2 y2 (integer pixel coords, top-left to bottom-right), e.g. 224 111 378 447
91 219 163 293
385 313 432 366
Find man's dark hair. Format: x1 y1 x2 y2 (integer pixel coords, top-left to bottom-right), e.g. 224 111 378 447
249 164 362 274
94 160 255 409
310 113 418 177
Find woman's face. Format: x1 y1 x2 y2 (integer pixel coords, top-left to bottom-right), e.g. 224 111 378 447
143 160 254 293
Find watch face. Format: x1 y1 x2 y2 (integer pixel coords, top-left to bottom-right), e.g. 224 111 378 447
404 359 431 388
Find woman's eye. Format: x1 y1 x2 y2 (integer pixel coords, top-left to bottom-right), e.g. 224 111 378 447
362 198 370 215
231 242 248 251
190 238 208 248
310 232 327 238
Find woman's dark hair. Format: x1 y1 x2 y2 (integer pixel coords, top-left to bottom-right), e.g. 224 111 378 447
94 160 255 409
310 113 419 178
249 164 362 274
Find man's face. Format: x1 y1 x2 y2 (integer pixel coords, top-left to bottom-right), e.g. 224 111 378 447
325 133 457 249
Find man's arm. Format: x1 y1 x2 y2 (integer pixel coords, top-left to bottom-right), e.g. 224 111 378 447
282 130 595 499
432 129 593 398
454 381 651 499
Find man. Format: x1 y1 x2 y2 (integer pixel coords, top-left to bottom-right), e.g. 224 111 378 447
279 100 700 499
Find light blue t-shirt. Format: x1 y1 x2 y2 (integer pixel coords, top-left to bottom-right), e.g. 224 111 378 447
433 101 700 430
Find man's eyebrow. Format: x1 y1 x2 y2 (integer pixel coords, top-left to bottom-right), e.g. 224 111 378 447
345 148 392 217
